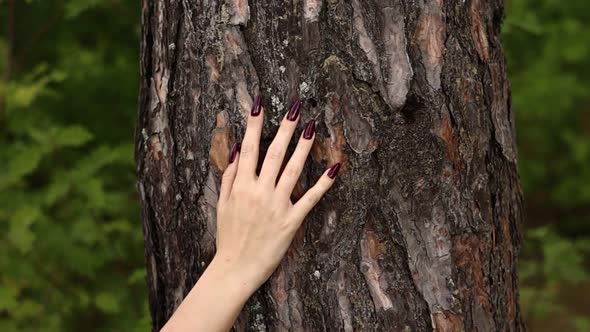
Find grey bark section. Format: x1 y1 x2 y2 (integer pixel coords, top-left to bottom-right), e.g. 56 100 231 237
136 0 524 331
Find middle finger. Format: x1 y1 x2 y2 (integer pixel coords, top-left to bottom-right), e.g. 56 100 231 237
258 100 302 185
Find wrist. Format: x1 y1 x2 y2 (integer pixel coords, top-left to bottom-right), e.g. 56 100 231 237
166 254 263 331
206 254 266 296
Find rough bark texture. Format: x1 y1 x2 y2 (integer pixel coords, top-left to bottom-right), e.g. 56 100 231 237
135 0 524 331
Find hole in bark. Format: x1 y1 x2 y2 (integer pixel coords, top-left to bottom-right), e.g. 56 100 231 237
308 98 318 108
400 95 421 125
360 263 370 273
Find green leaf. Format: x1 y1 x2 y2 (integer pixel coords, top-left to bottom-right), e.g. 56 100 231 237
80 177 106 209
542 233 587 282
575 317 590 332
64 0 103 18
12 300 43 320
8 206 42 253
0 286 18 311
6 64 64 111
53 125 93 147
127 269 146 285
103 219 132 234
95 292 120 314
0 146 45 191
44 177 71 206
71 218 101 245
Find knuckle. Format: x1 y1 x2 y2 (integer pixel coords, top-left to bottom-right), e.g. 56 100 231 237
282 219 299 233
283 166 301 179
231 181 247 194
266 146 283 160
305 191 320 205
233 181 262 198
253 186 270 199
240 143 255 155
232 186 249 198
222 169 234 180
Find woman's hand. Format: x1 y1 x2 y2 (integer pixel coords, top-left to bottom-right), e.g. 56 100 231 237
215 96 340 288
161 96 340 332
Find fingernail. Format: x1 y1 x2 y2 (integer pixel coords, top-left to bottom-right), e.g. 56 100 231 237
287 100 302 121
327 162 341 179
251 95 263 116
228 143 239 163
303 120 316 139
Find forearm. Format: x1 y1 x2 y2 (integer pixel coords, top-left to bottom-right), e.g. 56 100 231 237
160 256 261 332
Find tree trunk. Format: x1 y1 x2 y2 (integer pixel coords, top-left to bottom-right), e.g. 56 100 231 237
135 0 524 331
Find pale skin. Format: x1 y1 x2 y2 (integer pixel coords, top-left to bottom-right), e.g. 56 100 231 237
161 97 340 332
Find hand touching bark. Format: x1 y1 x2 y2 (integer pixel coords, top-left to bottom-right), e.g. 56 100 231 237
161 96 340 332
215 96 340 287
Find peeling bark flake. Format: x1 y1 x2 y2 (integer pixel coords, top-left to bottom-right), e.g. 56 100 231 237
304 0 322 22
432 311 464 332
452 233 494 331
393 187 462 328
352 0 384 99
342 100 377 155
227 0 250 26
470 0 490 62
269 258 305 331
353 2 413 109
335 265 354 332
490 62 517 162
311 92 348 168
222 27 256 118
416 1 445 90
434 106 460 169
381 5 413 109
360 220 394 311
209 111 231 173
198 171 219 258
206 54 221 82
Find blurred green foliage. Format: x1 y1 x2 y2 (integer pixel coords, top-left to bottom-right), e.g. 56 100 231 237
0 0 588 331
504 0 590 211
0 0 148 331
503 0 590 330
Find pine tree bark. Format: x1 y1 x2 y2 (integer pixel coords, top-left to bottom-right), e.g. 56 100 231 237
135 0 524 331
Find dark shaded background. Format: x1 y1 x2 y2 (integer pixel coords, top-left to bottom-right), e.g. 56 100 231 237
0 0 588 330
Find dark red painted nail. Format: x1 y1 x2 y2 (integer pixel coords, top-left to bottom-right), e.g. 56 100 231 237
251 95 263 116
303 120 316 140
228 143 239 163
327 163 341 179
287 100 302 121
